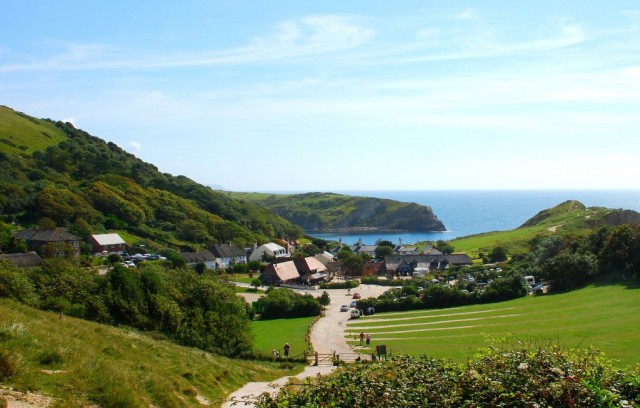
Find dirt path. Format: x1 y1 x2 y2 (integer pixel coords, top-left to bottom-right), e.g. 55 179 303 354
223 284 389 407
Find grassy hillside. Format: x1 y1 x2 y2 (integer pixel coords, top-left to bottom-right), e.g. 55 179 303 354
451 200 640 259
345 283 640 367
226 191 445 232
0 298 298 407
0 106 66 155
0 106 302 251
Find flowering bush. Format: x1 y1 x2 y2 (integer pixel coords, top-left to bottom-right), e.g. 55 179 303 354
257 341 640 407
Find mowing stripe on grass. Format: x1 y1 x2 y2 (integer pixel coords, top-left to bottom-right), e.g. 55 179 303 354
348 307 521 326
346 313 522 333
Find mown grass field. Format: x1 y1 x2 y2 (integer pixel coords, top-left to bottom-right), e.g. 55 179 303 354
252 316 316 358
345 284 640 368
0 298 300 407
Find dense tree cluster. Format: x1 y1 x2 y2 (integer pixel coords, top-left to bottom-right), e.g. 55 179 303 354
255 287 322 319
0 259 253 356
0 120 302 249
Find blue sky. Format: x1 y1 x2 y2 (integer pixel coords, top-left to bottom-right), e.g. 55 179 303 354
2 1 640 191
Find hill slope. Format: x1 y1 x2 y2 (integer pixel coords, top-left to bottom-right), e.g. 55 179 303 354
227 191 446 232
0 106 302 250
0 298 294 407
452 199 640 257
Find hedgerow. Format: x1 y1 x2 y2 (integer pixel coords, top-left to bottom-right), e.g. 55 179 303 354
257 340 640 407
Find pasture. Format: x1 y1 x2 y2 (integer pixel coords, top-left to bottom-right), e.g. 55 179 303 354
345 284 640 367
252 316 316 358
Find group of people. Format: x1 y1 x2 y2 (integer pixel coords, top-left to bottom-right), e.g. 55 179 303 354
272 342 291 358
358 332 371 346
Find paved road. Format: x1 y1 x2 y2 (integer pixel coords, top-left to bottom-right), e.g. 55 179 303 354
224 284 389 407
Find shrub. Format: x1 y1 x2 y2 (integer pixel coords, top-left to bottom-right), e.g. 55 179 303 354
319 280 359 289
256 341 640 407
0 349 22 381
38 348 64 365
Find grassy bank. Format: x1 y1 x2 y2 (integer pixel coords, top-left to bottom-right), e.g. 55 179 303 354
346 284 640 368
0 299 299 407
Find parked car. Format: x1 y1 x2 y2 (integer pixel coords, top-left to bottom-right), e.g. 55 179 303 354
352 292 361 299
350 309 360 318
350 301 357 308
340 304 349 312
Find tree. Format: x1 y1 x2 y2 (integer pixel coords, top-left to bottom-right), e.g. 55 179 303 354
434 240 455 254
489 246 507 263
542 252 598 291
318 291 331 306
374 244 394 260
336 247 353 262
251 278 262 290
342 255 364 277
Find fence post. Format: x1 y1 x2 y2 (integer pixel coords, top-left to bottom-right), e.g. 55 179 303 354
315 351 318 366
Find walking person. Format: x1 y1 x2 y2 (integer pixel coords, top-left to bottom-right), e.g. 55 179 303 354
359 331 364 346
284 342 290 357
366 333 371 346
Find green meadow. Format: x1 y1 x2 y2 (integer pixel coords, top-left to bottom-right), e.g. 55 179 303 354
345 284 640 368
0 298 299 407
252 316 316 358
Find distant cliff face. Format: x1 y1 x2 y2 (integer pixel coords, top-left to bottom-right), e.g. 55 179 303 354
227 192 446 232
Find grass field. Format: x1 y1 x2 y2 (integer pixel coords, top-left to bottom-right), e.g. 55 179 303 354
252 316 316 358
345 284 640 368
0 106 67 155
0 298 300 406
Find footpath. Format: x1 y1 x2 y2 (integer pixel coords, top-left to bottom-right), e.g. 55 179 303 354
223 285 387 407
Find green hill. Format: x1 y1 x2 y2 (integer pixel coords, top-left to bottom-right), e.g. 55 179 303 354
0 106 302 250
0 298 294 407
451 199 640 259
226 191 445 232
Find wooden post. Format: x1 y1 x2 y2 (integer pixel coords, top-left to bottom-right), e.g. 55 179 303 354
315 351 319 366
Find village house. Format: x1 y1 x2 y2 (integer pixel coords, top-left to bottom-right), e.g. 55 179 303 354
14 227 81 257
259 260 300 286
0 251 42 268
209 244 246 268
380 254 473 276
180 250 217 270
248 242 289 262
90 233 126 255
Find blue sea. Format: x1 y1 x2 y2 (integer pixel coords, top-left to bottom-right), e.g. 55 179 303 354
304 190 640 245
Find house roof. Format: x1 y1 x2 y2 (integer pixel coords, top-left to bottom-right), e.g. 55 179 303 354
15 227 80 242
383 254 472 270
180 250 217 263
0 251 42 267
91 233 126 246
294 256 328 273
271 261 300 281
262 242 286 252
209 244 245 258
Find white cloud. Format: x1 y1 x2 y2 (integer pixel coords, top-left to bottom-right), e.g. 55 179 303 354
62 117 76 125
128 141 141 152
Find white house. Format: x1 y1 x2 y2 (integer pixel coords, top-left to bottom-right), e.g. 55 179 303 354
180 250 217 269
249 242 289 262
209 244 247 269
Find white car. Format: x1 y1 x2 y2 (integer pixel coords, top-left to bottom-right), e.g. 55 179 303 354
350 309 361 318
340 305 349 312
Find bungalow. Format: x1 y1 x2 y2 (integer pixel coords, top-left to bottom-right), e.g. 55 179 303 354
209 244 247 269
90 233 126 255
14 227 81 257
180 250 217 269
260 260 300 286
0 251 42 268
248 242 289 262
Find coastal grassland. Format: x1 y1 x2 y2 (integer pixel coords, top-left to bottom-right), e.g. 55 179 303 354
0 106 67 155
252 316 316 357
450 201 613 257
345 285 640 368
0 298 298 407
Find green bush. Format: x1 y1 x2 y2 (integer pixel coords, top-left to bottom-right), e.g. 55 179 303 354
256 341 640 407
319 280 359 289
0 349 22 381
